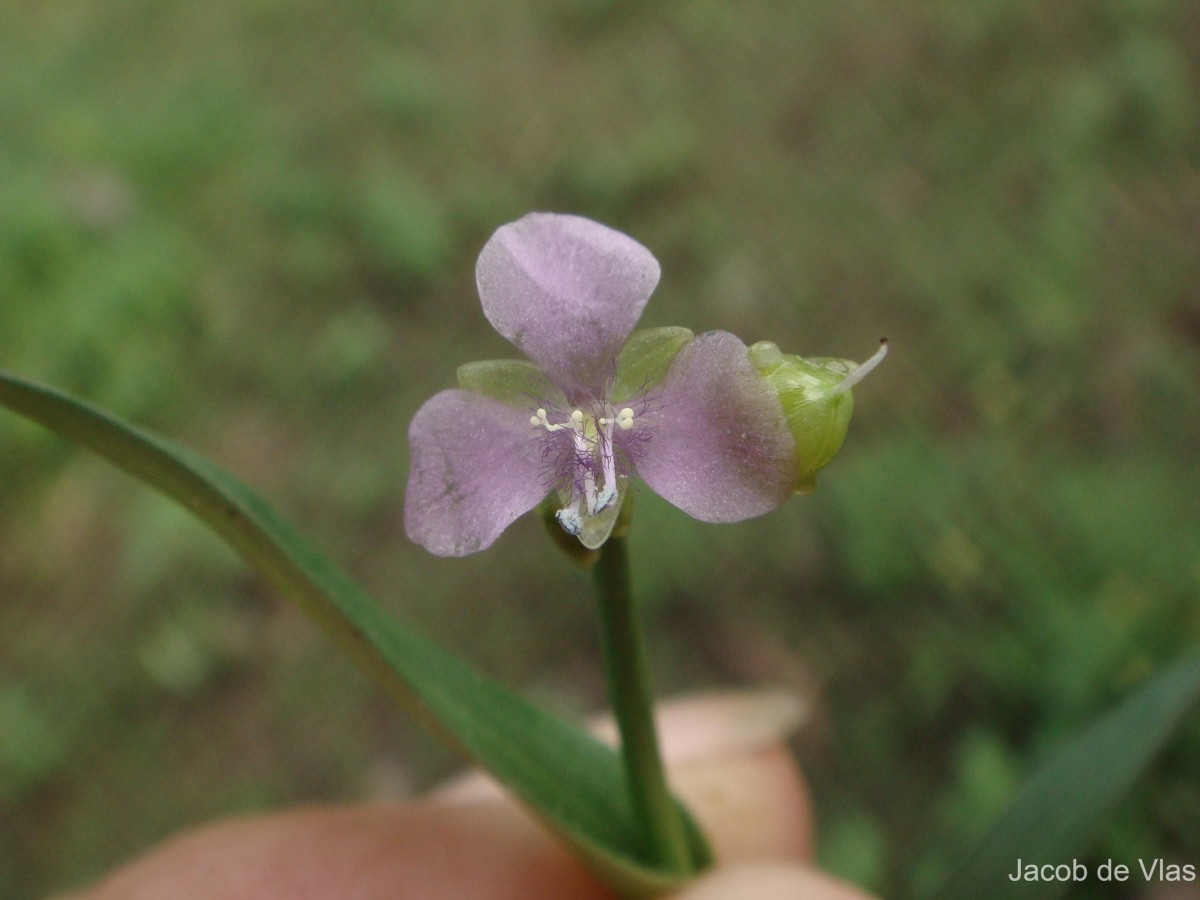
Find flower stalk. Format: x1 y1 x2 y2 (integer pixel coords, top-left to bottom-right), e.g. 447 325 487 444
593 536 693 872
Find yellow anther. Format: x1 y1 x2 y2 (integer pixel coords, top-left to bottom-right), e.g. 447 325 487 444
532 407 593 435
532 408 569 432
600 407 635 431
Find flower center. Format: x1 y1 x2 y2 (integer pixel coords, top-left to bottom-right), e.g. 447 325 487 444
530 405 636 535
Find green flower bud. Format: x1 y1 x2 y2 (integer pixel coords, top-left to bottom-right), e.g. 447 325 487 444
749 338 888 494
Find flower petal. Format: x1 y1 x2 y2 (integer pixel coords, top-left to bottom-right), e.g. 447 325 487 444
636 331 797 523
476 213 660 401
404 390 549 556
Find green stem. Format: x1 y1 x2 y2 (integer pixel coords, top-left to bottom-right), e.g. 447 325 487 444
593 536 692 872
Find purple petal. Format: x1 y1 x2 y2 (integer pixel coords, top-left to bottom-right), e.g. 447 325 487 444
636 331 796 523
404 390 548 556
476 213 660 401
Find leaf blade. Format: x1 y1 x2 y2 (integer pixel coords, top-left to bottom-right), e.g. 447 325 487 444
932 653 1200 900
0 371 710 894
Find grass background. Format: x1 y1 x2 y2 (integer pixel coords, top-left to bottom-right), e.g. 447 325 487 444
1 1 1198 897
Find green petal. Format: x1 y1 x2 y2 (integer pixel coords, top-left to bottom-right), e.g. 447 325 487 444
456 358 560 407
579 478 628 550
613 327 694 402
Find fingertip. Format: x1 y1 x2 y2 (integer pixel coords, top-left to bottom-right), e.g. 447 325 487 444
671 741 814 864
592 690 807 763
65 803 610 900
646 691 814 865
670 863 878 900
436 691 817 865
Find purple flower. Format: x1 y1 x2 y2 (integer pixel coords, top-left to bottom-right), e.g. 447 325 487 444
404 213 799 556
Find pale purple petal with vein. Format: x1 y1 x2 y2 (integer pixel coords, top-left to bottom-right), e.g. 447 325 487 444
405 390 549 556
636 331 796 523
476 213 660 401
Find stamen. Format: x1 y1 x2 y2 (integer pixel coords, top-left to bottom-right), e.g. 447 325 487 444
616 407 634 430
598 407 635 431
594 485 616 513
831 338 888 396
531 408 558 431
535 403 636 533
556 507 583 535
532 408 589 434
573 424 599 515
596 427 618 512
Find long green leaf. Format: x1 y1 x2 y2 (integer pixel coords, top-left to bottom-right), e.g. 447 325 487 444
0 371 710 897
932 652 1200 900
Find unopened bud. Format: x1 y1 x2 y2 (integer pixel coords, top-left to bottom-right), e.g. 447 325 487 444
749 339 888 494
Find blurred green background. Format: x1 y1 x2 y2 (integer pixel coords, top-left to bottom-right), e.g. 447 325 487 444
2 1 1198 897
